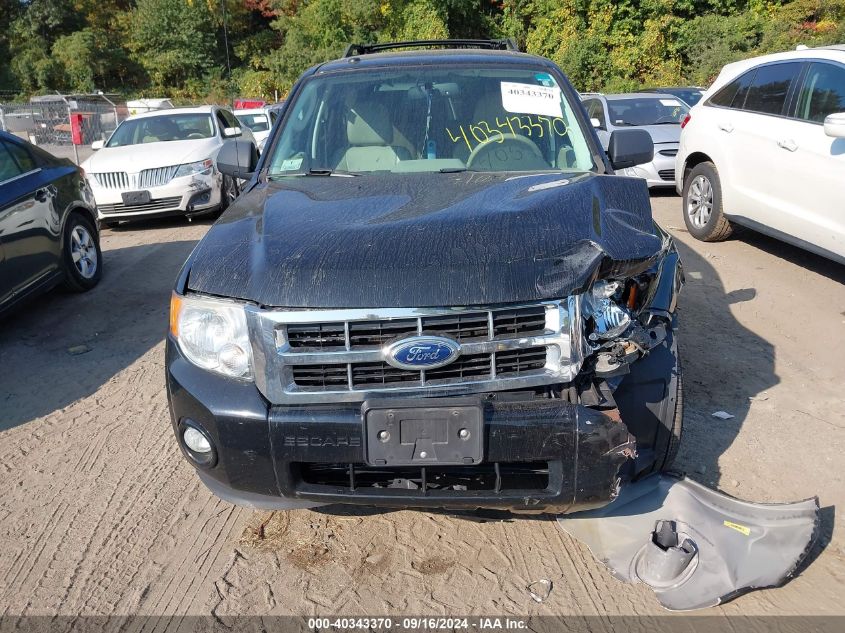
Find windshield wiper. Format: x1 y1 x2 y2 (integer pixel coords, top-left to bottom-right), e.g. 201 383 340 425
304 168 362 177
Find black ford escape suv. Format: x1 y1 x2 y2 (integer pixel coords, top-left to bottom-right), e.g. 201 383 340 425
166 39 683 513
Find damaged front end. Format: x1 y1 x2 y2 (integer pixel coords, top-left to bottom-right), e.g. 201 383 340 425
169 172 685 513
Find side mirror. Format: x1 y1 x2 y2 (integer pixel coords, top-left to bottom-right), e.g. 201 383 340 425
222 126 242 138
590 117 602 129
217 139 258 180
607 128 654 170
91 140 104 150
824 112 845 139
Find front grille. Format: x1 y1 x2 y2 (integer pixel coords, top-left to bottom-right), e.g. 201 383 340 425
92 166 178 190
92 172 129 189
658 148 678 157
297 461 551 493
98 195 183 214
292 346 547 389
249 299 583 403
286 306 547 350
658 169 675 181
139 165 179 188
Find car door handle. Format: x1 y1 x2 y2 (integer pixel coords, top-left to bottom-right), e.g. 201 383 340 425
718 122 734 133
777 139 798 152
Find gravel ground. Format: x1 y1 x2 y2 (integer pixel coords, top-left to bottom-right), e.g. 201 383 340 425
0 192 843 621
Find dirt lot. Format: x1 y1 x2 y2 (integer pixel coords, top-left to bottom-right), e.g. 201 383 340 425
1 193 843 621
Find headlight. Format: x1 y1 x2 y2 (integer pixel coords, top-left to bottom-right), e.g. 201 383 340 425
174 158 213 178
170 293 253 379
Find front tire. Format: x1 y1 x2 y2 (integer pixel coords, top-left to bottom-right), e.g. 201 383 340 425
682 162 733 242
62 212 102 292
219 175 238 212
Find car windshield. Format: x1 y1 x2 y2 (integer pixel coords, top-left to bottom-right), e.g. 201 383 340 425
670 89 703 106
106 113 215 147
607 97 690 126
266 66 596 176
236 112 270 132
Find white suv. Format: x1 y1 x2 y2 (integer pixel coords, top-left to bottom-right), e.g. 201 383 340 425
676 46 845 263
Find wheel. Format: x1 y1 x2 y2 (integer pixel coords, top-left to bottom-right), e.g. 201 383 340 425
219 175 238 212
62 212 102 292
682 162 733 241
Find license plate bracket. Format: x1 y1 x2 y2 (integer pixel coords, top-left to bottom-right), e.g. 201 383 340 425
121 190 151 206
362 398 483 467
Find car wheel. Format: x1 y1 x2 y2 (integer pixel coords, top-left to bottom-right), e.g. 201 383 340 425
682 162 733 242
219 175 238 212
62 212 102 292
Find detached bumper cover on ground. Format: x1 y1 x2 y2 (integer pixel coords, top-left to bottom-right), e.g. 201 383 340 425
557 474 820 611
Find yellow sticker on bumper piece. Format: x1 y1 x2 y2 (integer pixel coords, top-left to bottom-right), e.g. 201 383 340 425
723 520 751 536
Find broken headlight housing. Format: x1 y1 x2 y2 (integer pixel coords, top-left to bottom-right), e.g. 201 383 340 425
587 280 632 341
170 293 253 380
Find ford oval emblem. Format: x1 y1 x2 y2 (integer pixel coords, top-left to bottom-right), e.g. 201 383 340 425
385 336 461 370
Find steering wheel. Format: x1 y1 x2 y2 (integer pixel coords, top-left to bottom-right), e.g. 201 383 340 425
466 133 548 171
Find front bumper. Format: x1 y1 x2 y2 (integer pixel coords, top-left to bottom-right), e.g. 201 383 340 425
166 338 636 512
621 146 678 188
90 172 222 221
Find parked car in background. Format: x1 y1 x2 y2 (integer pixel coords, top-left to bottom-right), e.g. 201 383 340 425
582 92 689 187
166 39 685 515
234 108 272 148
256 102 287 153
81 105 256 226
126 98 174 115
0 130 101 317
644 86 706 107
676 45 845 264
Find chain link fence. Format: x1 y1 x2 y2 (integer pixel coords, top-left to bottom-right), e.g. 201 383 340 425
0 96 128 163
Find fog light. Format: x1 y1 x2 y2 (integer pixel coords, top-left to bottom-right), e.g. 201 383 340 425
184 427 212 453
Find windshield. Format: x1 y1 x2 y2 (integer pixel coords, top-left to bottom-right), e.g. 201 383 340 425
607 97 689 126
266 67 596 176
107 113 214 147
670 89 703 106
236 112 270 132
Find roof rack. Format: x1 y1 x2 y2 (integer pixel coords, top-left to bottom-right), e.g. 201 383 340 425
342 38 519 58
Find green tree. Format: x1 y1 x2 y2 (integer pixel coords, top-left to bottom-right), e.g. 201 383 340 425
128 0 220 93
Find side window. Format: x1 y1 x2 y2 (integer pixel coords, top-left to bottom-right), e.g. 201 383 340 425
743 62 802 116
795 62 845 123
584 99 606 128
220 109 239 129
0 140 36 182
215 111 229 135
708 69 756 109
5 140 36 173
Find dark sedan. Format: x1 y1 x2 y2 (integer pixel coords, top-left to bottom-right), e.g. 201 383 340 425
0 131 102 317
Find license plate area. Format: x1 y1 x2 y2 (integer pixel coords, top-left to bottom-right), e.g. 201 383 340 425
363 398 483 467
121 190 151 205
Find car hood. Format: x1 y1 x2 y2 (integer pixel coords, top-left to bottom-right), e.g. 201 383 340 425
637 124 681 145
186 171 665 308
81 138 220 173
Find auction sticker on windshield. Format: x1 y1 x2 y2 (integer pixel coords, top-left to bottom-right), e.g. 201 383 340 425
500 82 562 117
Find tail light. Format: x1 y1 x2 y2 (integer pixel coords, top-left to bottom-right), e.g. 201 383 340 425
681 114 691 129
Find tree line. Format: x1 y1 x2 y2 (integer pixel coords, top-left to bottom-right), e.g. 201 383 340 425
1 0 843 100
